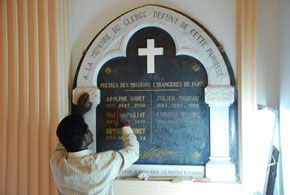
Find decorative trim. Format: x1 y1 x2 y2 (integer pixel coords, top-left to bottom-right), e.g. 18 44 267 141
76 5 231 87
236 0 257 186
205 85 234 105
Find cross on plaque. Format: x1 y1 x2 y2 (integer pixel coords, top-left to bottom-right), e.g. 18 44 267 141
138 39 163 74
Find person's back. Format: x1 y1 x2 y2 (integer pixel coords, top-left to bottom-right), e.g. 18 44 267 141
50 94 139 194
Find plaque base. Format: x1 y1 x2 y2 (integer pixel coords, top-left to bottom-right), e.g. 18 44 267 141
205 162 236 182
121 164 204 178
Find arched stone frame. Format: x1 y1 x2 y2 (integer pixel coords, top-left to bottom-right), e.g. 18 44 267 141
73 5 236 181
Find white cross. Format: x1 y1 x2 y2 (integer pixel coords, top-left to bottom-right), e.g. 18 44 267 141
138 39 163 74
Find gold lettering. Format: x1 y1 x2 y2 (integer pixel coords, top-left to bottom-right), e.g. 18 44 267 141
157 112 178 118
139 136 146 141
106 96 127 102
134 119 145 124
156 112 199 118
118 103 130 108
134 103 145 108
132 128 146 134
187 103 199 109
129 82 151 88
156 120 179 124
106 128 122 135
184 82 190 87
171 103 183 108
191 81 206 87
153 82 182 88
180 112 200 118
128 112 145 118
181 120 200 124
105 104 116 108
106 112 116 118
157 96 175 101
178 96 199 101
105 120 115 125
106 135 117 141
120 82 129 88
157 120 165 124
130 96 145 101
100 82 119 88
156 103 168 108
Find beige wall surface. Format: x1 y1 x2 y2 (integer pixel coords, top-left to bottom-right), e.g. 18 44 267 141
256 0 290 194
278 0 290 194
256 0 279 109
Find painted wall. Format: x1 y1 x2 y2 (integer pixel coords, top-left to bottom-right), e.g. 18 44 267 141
256 0 290 194
278 0 290 194
70 0 236 79
256 0 279 109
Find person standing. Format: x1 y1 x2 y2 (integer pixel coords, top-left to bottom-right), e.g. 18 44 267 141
50 93 139 194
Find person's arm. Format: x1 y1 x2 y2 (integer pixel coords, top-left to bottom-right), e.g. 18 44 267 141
113 110 139 175
51 93 93 160
117 124 139 170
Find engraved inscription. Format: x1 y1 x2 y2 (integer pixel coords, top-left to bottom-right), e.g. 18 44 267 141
96 26 210 166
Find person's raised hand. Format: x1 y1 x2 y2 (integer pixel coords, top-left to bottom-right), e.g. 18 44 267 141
115 108 129 127
76 93 93 115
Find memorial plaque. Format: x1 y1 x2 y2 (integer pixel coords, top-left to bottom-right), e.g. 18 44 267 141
74 5 239 179
97 27 209 165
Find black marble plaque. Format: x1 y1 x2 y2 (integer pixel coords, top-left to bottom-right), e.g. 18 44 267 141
96 27 210 165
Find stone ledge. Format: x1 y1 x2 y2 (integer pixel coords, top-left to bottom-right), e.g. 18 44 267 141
205 162 236 182
113 179 241 195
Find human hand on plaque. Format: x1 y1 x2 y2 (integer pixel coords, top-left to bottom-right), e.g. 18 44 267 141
76 93 93 115
115 108 129 127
